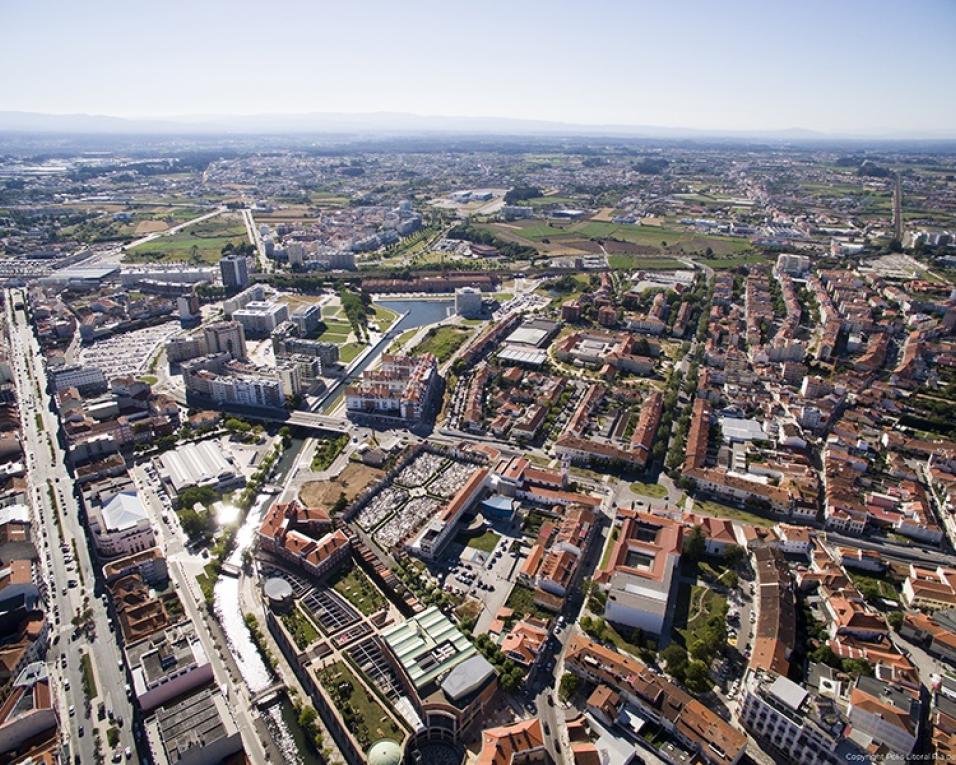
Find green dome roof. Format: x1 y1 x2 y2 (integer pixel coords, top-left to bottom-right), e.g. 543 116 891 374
367 739 402 765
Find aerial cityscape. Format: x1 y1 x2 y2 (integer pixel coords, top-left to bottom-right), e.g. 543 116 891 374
2 2 956 765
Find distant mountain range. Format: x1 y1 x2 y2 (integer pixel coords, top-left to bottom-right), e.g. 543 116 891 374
0 110 952 142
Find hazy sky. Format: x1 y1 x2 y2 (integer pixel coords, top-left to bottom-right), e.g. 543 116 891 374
2 0 955 135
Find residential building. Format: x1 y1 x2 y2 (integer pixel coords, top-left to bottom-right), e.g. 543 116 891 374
219 253 249 292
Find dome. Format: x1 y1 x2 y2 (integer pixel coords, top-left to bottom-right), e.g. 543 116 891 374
367 739 402 765
263 577 293 603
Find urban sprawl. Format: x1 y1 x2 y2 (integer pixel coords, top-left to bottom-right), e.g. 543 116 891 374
0 139 956 765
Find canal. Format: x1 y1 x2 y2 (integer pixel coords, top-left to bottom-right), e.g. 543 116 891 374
213 434 323 765
318 298 454 413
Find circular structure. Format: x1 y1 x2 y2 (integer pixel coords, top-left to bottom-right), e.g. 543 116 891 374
263 576 293 611
410 742 464 765
367 739 403 765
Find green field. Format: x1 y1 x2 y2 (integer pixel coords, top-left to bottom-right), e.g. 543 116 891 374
630 482 667 498
607 255 687 270
318 662 403 748
489 219 750 254
330 564 387 616
505 584 553 621
691 499 776 528
124 214 248 264
466 530 501 553
414 325 471 363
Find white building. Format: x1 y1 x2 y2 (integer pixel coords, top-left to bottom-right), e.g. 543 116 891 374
232 300 289 336
128 624 213 712
208 374 285 409
88 491 155 558
157 440 244 496
455 286 483 319
775 253 811 276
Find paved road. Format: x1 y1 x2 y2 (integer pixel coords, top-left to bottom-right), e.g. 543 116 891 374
6 288 136 765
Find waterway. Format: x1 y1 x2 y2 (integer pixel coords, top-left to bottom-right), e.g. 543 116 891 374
318 297 454 414
213 435 322 764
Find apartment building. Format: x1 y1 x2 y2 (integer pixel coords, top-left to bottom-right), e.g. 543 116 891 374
740 671 860 765
346 353 439 423
565 635 746 765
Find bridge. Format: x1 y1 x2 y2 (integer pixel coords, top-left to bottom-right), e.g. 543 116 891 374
250 681 287 708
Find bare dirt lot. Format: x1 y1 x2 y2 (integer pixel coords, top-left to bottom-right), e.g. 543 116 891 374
134 220 169 235
299 462 384 509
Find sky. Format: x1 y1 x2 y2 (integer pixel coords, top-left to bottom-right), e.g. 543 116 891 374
2 0 955 136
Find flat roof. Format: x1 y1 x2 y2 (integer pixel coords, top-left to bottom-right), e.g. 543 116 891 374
498 345 547 366
719 416 765 442
769 675 808 711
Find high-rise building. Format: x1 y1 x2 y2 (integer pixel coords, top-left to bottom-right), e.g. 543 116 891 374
177 294 201 322
203 321 247 360
291 303 323 337
455 286 483 319
219 254 249 292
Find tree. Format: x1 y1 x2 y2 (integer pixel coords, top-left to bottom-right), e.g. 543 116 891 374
662 644 688 676
682 525 707 561
179 506 211 541
722 545 745 568
331 493 348 515
559 672 579 702
886 611 903 630
684 659 712 692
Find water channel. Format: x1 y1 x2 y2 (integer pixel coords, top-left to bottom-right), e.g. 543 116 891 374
213 434 321 764
210 298 454 762
318 298 455 413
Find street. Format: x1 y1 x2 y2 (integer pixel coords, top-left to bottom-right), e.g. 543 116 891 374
6 288 136 765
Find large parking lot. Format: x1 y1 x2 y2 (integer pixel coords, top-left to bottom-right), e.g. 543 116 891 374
79 319 180 379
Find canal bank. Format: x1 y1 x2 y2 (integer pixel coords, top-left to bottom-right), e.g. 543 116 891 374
211 434 328 764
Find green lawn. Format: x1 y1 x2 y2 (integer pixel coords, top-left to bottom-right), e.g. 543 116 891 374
505 584 553 621
674 584 728 646
414 325 471 363
338 342 366 363
124 214 248 264
372 304 399 331
329 564 387 616
281 605 320 649
691 499 776 528
599 527 620 569
630 482 667 498
318 661 403 748
466 530 501 553
81 653 98 700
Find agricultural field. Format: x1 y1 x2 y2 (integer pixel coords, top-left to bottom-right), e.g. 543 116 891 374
58 205 206 243
478 217 751 259
123 213 248 264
